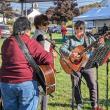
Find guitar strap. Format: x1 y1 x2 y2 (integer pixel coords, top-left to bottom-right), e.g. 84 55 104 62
68 35 76 51
69 38 72 51
14 34 45 88
84 34 89 48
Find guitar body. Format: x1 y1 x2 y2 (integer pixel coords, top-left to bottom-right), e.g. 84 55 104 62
60 45 88 74
37 65 55 95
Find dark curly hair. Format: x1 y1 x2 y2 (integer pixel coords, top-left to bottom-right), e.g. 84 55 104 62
13 17 31 35
74 20 85 28
34 14 49 29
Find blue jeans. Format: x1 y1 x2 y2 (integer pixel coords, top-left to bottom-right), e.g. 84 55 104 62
0 80 39 110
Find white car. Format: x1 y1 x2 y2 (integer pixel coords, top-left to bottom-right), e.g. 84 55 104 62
66 28 74 36
48 24 61 33
0 24 11 38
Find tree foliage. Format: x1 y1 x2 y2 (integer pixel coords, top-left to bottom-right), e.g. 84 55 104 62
46 0 80 23
0 2 13 18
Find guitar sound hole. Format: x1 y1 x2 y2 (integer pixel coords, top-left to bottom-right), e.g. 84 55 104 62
71 57 82 65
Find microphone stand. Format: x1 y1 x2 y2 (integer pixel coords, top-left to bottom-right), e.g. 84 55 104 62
106 59 109 110
94 62 99 105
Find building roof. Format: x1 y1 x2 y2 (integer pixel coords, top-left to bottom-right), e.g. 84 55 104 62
73 7 110 21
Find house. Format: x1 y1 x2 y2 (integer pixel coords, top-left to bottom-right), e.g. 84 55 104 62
0 14 3 23
27 3 41 23
27 9 41 23
73 7 110 32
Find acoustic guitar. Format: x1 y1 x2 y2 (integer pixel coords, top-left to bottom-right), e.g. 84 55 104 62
60 32 110 74
15 34 56 95
60 45 88 74
37 65 55 95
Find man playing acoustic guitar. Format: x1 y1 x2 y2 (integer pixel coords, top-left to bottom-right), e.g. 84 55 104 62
60 20 104 110
33 14 56 110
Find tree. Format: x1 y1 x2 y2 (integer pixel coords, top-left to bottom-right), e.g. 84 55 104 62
46 0 80 23
0 2 13 19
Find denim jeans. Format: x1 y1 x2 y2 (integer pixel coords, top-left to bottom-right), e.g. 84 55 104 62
0 80 39 110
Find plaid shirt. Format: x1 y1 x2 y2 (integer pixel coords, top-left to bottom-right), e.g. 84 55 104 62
60 34 95 57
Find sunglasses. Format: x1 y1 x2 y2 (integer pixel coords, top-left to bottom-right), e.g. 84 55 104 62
42 22 49 26
75 27 83 30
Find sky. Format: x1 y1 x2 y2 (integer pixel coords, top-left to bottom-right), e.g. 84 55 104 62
11 0 102 13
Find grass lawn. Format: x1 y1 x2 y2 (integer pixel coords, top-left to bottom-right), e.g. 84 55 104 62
0 34 110 110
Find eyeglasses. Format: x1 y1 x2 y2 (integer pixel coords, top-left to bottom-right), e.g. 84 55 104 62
42 21 49 26
75 27 83 30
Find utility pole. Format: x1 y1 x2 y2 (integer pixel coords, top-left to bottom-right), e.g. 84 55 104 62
21 2 24 16
25 2 27 16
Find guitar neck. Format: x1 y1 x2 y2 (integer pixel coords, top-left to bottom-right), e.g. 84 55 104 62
79 33 108 55
80 40 98 55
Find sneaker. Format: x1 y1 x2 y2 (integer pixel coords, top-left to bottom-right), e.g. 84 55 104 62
92 106 103 110
77 104 83 110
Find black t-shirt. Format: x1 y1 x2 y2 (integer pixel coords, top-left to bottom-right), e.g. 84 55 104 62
36 34 44 42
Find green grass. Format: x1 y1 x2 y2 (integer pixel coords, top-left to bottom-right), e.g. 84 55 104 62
0 34 110 110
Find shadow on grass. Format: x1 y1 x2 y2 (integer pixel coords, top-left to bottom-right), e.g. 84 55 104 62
54 38 63 45
48 102 71 107
48 99 110 109
48 102 91 109
52 98 110 109
82 98 110 107
99 99 110 107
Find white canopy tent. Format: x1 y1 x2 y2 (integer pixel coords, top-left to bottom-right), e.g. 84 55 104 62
27 9 41 23
28 9 41 18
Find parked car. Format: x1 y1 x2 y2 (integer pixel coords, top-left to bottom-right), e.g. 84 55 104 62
66 28 74 36
0 24 11 38
48 24 61 33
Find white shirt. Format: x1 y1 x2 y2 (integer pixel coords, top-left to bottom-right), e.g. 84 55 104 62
33 29 51 52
